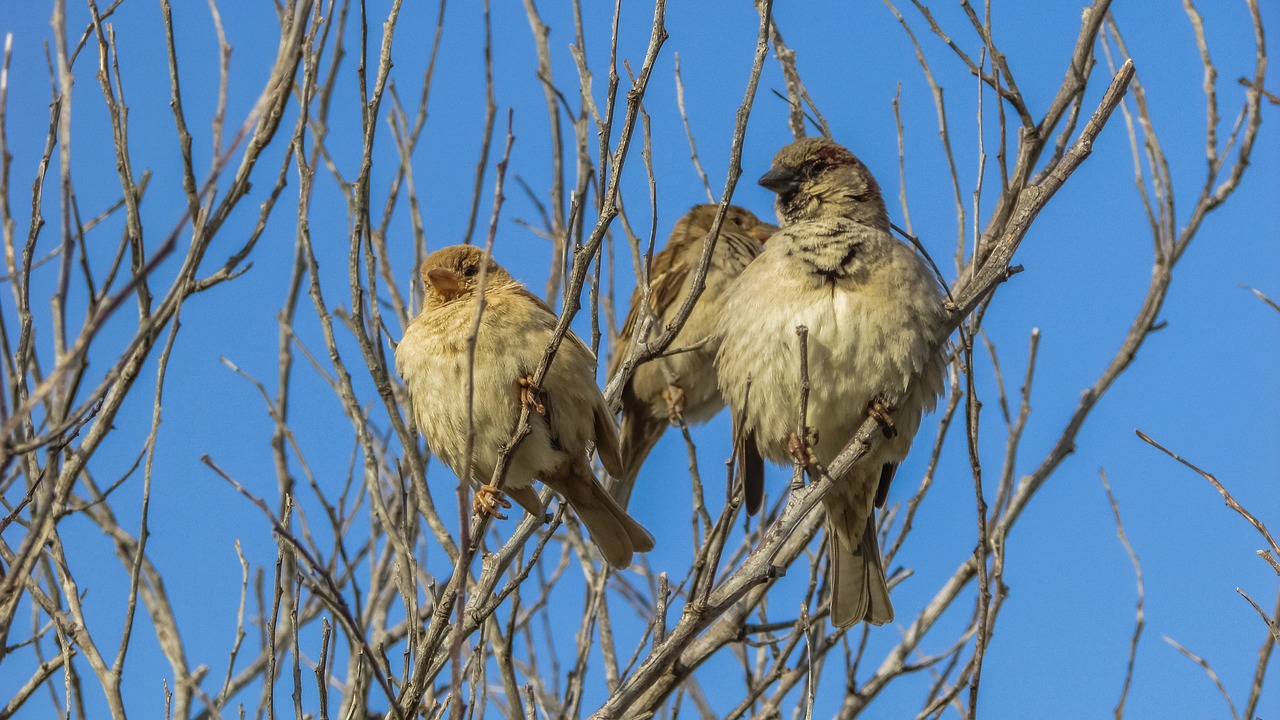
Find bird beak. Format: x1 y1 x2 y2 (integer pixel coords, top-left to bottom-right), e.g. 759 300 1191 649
758 166 800 194
752 222 780 243
426 267 462 300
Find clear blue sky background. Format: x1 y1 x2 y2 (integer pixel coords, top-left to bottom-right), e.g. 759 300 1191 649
1 1 1276 717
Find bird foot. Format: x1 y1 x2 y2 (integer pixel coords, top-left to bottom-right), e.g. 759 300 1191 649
517 375 546 415
473 484 511 520
662 385 687 425
788 426 820 469
868 397 898 438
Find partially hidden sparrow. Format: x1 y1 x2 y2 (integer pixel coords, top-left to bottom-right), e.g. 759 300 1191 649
715 138 947 626
608 205 775 508
396 245 655 569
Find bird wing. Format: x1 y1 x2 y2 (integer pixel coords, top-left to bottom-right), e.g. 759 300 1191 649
612 219 763 377
611 245 689 377
874 462 897 508
733 410 765 515
507 283 603 372
592 394 626 479
507 486 545 518
510 283 624 478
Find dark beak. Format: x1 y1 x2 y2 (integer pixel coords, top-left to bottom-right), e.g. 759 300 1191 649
426 267 462 300
758 166 800 194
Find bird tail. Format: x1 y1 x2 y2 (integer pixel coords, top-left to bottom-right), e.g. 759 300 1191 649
825 503 893 627
549 462 656 569
609 408 667 509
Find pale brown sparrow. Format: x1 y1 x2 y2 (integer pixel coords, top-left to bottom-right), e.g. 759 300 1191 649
608 204 775 508
396 245 655 568
715 138 947 625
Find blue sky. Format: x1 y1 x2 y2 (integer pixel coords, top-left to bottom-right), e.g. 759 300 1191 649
1 0 1276 717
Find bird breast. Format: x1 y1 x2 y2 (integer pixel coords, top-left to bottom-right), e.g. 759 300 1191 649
717 230 943 468
397 295 594 488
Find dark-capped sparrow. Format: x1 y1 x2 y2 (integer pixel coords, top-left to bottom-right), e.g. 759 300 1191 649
396 245 655 569
715 138 947 626
608 205 775 508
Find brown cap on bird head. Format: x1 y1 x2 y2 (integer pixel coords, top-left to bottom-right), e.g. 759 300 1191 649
420 245 508 303
759 137 888 230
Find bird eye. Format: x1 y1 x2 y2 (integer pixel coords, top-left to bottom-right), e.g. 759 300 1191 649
463 265 478 277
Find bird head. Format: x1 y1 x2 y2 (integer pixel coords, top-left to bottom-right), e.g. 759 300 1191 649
419 245 510 304
758 137 889 230
680 204 779 246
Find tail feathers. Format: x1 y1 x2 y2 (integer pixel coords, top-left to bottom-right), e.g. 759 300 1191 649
610 408 667 508
860 519 894 624
826 508 893 628
547 464 655 569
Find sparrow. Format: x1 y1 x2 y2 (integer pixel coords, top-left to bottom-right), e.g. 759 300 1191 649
608 204 775 508
396 245 655 569
715 138 947 626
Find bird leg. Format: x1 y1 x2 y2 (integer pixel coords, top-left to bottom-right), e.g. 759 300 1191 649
473 484 512 520
517 375 546 415
662 385 687 425
788 426 821 469
868 396 898 438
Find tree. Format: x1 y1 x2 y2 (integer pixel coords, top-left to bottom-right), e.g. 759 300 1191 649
0 1 1275 718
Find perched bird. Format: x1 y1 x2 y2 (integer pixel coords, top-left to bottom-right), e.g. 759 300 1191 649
396 245 655 569
715 138 947 626
608 205 775 508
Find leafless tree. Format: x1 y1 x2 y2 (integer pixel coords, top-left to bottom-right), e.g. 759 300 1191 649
0 1 1273 718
